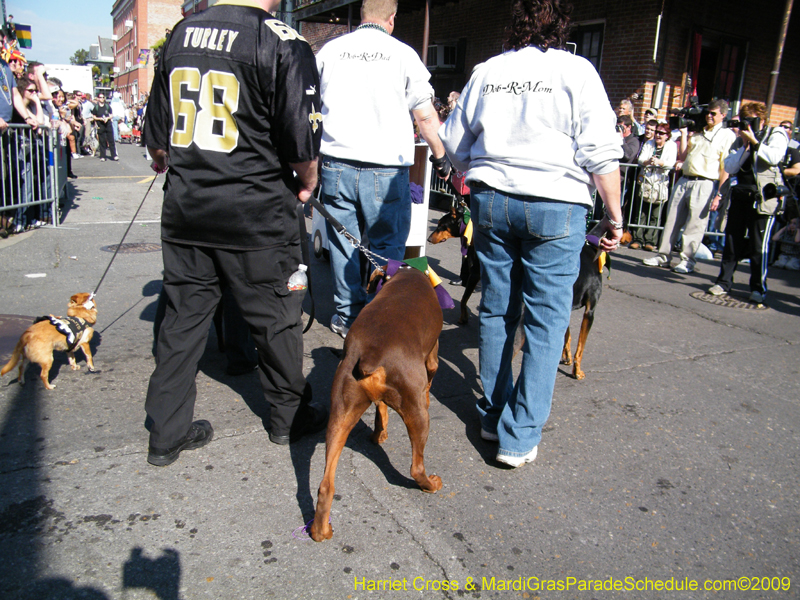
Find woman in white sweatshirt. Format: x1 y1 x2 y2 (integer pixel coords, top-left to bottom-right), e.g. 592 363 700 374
439 0 623 468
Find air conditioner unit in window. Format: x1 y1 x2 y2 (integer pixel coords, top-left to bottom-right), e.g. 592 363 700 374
426 44 457 69
125 20 133 28
125 61 132 68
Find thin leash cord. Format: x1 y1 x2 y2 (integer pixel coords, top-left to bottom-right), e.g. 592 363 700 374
91 173 160 299
306 195 390 274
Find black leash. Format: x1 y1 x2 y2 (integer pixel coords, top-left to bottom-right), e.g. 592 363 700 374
91 173 160 300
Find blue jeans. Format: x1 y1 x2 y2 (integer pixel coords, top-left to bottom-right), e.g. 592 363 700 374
320 157 411 325
472 186 587 458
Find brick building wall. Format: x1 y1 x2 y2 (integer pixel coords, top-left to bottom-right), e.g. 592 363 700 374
388 0 800 127
112 0 183 105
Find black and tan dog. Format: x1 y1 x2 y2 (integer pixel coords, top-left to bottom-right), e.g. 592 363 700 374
428 204 479 325
310 265 443 542
429 206 609 379
561 243 609 380
1 293 98 390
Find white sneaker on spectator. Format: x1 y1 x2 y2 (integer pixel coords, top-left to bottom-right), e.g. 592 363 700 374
672 259 694 274
113 156 119 161
773 254 789 269
708 284 726 296
496 446 538 468
99 158 106 162
643 255 669 267
71 153 81 159
749 290 764 304
787 257 800 271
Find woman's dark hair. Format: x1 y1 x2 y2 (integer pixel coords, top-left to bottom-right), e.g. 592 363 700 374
503 0 573 52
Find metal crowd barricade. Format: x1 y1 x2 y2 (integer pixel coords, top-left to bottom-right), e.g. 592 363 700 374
590 162 725 248
1 124 62 231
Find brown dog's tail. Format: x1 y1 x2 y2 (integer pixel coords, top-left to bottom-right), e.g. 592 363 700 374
332 350 388 407
0 340 24 377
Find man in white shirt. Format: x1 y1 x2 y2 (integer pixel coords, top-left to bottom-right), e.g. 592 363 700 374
316 0 450 338
643 99 736 273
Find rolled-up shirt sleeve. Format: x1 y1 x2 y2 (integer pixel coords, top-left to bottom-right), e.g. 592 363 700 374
404 52 435 111
573 74 623 175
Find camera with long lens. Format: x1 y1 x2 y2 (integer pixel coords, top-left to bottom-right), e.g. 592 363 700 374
668 96 708 132
726 116 760 131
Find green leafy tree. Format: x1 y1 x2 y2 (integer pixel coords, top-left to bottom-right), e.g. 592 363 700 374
70 49 90 65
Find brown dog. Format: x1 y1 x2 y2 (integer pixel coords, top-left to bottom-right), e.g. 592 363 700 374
310 266 443 542
1 293 98 390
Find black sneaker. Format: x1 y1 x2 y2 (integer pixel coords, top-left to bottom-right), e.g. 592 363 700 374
147 420 214 466
269 404 328 445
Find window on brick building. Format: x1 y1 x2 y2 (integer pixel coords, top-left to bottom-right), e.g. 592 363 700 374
690 29 747 109
569 22 604 71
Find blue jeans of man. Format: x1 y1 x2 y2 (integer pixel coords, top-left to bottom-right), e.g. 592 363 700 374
320 157 411 326
472 186 587 459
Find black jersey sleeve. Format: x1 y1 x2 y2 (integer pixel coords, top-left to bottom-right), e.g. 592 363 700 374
145 31 175 152
267 19 322 164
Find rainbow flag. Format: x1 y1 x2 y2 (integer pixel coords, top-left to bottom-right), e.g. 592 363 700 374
15 24 32 49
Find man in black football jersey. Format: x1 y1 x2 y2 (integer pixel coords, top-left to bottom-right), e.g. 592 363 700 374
144 0 326 466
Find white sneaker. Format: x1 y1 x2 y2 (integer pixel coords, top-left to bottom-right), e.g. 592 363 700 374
643 255 669 267
672 259 694 274
708 284 726 296
496 446 538 468
330 314 349 339
749 290 764 304
71 153 81 159
480 428 499 442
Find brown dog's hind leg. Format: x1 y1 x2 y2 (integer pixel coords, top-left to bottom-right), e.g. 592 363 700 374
561 328 573 365
39 358 55 390
402 403 442 493
573 303 594 380
310 379 371 542
371 401 389 445
67 351 80 371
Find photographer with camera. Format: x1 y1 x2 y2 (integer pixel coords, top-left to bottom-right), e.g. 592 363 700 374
643 99 736 273
707 102 789 303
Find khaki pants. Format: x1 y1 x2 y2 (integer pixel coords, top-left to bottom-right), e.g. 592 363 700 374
656 177 716 263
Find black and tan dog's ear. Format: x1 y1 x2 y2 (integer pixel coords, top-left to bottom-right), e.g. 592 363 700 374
367 266 388 295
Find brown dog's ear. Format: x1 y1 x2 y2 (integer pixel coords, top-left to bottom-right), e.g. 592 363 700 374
367 266 387 295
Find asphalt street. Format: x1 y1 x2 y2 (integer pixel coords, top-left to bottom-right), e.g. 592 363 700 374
0 141 798 600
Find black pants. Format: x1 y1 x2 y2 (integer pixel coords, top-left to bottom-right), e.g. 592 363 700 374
715 187 776 295
145 240 311 448
97 125 116 159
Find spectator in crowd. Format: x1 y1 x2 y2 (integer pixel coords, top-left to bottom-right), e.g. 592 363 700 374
52 89 80 179
110 92 126 143
616 98 643 135
629 121 677 250
780 120 798 149
617 115 640 164
12 74 47 231
781 132 800 196
7 48 25 77
643 99 736 274
316 0 450 338
771 217 800 270
440 0 622 467
707 102 789 303
617 114 640 220
144 0 326 464
639 118 657 147
447 90 460 113
91 92 118 161
80 93 95 154
0 50 31 237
